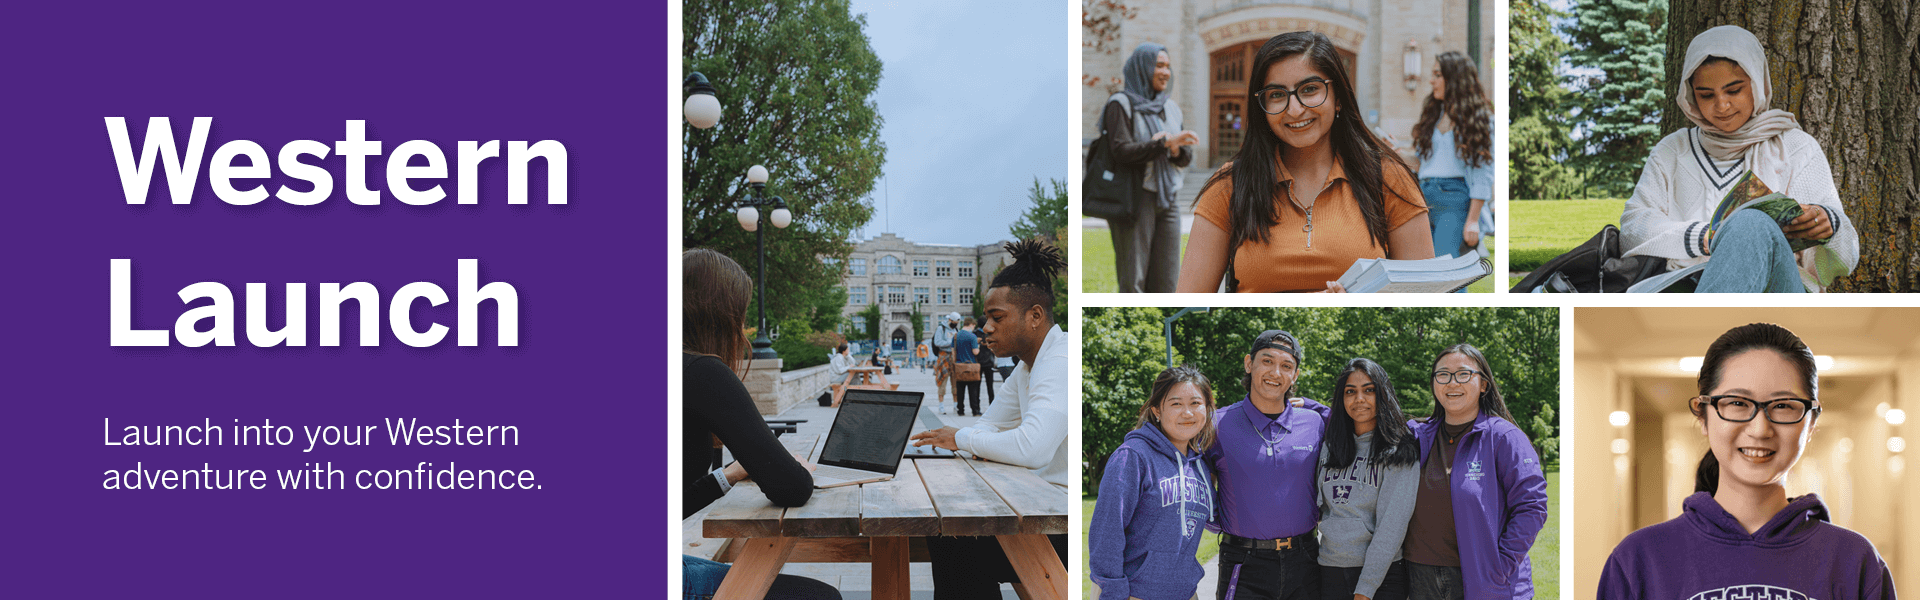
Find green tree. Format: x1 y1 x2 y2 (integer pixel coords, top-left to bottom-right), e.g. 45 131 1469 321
1508 0 1585 199
683 0 885 324
1565 0 1668 195
856 303 881 344
1079 307 1169 492
910 300 926 347
1010 178 1068 243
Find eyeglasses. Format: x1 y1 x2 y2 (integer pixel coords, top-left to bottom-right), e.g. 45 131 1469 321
1695 395 1820 424
1431 370 1480 385
1255 80 1329 114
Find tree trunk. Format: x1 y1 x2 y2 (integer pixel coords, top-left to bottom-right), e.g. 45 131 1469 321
1664 0 1920 292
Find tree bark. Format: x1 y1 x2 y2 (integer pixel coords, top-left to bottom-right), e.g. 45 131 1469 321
1664 0 1920 292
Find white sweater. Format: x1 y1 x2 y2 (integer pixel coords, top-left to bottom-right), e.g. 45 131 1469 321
956 325 1068 489
1620 127 1858 291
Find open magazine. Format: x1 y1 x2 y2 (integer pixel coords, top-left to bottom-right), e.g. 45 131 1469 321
1627 172 1829 292
1334 253 1492 293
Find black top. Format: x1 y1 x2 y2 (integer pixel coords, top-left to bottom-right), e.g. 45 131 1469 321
1100 99 1194 170
682 353 813 519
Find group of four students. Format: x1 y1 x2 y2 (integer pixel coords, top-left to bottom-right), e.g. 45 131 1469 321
1091 331 1548 600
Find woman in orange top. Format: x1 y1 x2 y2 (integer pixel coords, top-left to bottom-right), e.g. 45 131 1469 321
1176 32 1434 293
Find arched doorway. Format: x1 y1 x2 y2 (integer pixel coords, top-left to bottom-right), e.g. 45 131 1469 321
890 327 909 352
1208 40 1357 168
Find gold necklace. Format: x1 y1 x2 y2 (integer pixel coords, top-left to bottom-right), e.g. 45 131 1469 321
1287 184 1313 249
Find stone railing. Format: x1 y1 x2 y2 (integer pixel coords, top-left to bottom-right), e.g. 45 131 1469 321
740 360 837 415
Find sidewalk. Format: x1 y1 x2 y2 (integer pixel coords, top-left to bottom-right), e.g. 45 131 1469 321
756 362 1017 599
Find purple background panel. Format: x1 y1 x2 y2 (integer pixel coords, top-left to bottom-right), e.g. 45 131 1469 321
1 2 659 596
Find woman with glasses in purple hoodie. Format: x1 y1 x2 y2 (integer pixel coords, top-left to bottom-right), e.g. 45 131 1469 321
1599 323 1892 599
1403 344 1548 600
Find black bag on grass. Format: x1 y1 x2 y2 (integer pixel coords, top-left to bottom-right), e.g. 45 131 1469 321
1509 224 1666 293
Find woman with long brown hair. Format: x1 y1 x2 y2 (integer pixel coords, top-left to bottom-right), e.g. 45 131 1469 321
681 249 835 600
1411 51 1493 263
1175 31 1433 293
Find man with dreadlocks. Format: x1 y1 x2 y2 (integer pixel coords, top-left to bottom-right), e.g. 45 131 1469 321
911 237 1069 599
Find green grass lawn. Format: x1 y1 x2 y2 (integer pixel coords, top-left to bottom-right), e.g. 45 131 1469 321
1509 199 1625 272
1081 468 1560 599
1082 226 1495 293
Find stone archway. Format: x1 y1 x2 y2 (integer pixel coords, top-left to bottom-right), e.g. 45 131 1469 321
1198 10 1365 168
890 327 909 352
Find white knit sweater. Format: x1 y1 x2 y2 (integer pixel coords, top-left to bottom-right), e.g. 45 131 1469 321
1620 128 1858 291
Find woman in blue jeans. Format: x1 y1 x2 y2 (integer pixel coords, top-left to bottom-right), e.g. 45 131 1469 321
1618 26 1858 292
1412 51 1492 275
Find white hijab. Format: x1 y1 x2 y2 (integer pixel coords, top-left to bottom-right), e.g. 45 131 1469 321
1677 26 1800 190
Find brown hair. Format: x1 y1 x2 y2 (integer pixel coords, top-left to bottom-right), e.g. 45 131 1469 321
1137 366 1218 452
1414 51 1493 168
683 249 753 374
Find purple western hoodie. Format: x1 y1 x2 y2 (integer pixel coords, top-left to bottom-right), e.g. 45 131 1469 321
1090 424 1213 600
1600 492 1894 600
1409 413 1549 600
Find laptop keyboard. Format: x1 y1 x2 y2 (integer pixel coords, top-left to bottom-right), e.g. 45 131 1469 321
814 465 880 482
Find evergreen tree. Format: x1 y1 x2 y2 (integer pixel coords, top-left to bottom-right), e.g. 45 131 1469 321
1565 0 1668 195
1508 0 1583 199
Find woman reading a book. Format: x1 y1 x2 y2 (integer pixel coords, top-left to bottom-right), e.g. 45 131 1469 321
1175 32 1434 293
1619 25 1857 292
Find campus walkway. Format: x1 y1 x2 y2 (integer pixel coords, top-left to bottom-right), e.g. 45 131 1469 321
760 360 1017 599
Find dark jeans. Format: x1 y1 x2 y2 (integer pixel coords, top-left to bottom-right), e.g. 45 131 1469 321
982 367 996 403
1319 560 1409 600
927 534 1068 600
1216 537 1319 600
1112 189 1182 293
954 379 982 415
1406 562 1465 600
682 555 841 600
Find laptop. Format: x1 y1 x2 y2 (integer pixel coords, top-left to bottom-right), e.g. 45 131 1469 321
812 388 925 488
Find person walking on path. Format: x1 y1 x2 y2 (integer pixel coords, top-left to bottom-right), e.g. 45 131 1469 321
953 318 983 417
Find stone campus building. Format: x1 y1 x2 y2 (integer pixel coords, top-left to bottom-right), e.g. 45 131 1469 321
837 233 1013 353
1083 0 1496 177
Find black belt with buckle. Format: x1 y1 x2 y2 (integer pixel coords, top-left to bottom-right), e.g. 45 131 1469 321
1221 532 1311 551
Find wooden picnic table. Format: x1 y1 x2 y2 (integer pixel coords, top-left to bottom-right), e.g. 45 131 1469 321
831 366 895 406
685 433 1068 600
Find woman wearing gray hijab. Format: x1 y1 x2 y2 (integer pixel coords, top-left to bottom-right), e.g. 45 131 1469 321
1100 42 1199 293
1619 25 1857 292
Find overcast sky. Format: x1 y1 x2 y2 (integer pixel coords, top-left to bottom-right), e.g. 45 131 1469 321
845 0 1068 247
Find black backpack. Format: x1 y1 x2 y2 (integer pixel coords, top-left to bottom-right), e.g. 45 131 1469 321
1083 93 1135 221
1509 224 1667 293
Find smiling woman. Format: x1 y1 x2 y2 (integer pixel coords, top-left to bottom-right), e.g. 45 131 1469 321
1404 344 1549 600
1618 25 1859 292
1177 31 1435 293
1599 323 1894 599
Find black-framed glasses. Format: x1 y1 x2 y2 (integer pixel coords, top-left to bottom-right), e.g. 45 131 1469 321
1695 395 1820 424
1255 80 1329 114
1431 370 1480 385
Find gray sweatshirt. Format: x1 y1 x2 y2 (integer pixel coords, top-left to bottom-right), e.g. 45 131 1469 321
1316 431 1419 598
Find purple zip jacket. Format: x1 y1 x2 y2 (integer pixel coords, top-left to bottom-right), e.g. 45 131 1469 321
1600 492 1893 600
1409 412 1549 600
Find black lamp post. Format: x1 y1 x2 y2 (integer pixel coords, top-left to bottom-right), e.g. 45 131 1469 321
738 165 792 359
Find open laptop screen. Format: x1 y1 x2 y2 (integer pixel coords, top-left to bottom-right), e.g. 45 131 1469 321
819 389 923 473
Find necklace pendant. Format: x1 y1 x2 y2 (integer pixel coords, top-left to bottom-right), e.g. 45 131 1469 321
1264 445 1273 456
